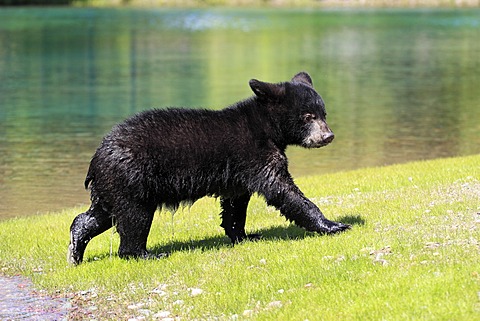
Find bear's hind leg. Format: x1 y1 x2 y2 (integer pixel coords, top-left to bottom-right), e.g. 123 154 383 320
220 194 260 244
116 204 159 260
68 206 113 265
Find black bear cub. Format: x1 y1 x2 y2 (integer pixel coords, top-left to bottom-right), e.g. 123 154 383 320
68 72 350 265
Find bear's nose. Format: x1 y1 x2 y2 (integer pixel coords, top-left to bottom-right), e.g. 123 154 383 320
323 132 335 144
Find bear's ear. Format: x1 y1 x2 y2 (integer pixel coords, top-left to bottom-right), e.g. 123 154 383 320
292 72 313 87
249 79 285 100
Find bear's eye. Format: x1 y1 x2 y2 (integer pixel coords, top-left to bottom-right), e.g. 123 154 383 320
304 114 316 122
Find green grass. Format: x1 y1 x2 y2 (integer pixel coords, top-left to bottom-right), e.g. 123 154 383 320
1 155 479 320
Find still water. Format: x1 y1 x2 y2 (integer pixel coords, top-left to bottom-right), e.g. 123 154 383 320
0 8 479 219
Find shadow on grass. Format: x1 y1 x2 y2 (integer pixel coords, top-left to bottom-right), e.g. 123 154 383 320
149 214 366 256
338 214 366 226
85 214 365 262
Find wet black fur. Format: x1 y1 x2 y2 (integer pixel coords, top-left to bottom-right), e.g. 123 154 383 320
68 72 350 264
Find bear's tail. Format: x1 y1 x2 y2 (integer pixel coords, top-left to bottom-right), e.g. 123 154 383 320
84 164 94 190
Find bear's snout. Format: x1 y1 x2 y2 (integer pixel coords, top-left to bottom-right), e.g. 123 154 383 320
322 132 335 144
302 119 335 148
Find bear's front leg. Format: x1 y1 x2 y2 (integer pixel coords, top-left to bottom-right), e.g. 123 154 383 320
260 178 350 235
220 194 261 244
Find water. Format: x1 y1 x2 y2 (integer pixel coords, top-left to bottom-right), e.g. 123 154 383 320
0 8 479 219
0 275 69 320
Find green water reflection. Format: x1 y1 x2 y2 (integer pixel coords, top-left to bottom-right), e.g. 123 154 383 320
0 8 479 218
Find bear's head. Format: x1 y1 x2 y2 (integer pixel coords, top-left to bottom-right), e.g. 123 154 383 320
249 72 334 149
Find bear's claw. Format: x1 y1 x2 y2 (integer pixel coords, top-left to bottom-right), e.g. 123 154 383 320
317 220 351 235
67 242 82 265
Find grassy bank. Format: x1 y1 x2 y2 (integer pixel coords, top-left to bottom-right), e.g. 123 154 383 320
1 155 479 320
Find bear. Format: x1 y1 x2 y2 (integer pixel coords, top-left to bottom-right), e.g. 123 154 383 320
67 72 350 265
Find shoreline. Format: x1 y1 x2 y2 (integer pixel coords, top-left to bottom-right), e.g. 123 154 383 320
63 0 480 8
0 154 478 222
